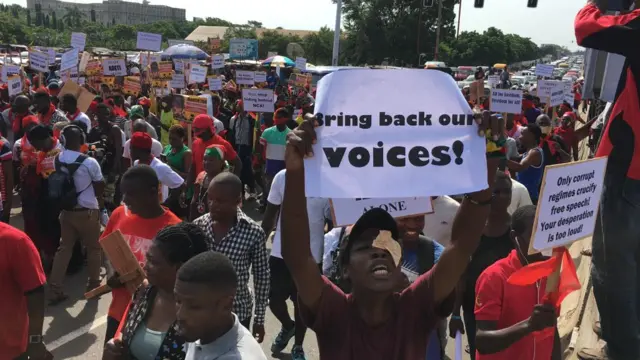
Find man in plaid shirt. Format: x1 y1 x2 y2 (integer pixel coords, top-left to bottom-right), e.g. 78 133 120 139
193 172 270 344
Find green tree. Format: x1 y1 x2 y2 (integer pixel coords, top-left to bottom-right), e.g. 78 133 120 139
51 11 57 29
90 9 96 22
63 7 84 28
26 10 31 26
303 26 334 65
247 20 262 28
44 14 50 27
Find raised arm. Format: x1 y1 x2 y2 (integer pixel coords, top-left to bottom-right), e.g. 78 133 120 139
281 118 325 312
575 2 640 57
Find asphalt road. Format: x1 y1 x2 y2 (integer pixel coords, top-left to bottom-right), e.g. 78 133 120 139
9 203 464 360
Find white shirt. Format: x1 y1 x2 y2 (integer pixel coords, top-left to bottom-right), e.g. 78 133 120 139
508 179 533 215
123 138 164 159
57 149 104 209
267 169 331 263
423 196 460 248
70 112 92 132
134 157 184 202
185 314 267 360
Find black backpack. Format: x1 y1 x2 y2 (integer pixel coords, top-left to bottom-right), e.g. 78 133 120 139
48 154 89 211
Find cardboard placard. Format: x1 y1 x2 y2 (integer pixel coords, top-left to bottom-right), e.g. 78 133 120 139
57 80 94 113
71 32 87 51
97 230 146 294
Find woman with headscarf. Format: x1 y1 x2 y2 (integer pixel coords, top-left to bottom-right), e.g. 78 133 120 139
189 144 227 221
124 105 158 140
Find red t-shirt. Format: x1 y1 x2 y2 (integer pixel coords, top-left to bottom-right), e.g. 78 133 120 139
300 272 454 360
0 223 47 359
475 250 552 360
192 135 237 175
554 126 576 148
101 205 182 323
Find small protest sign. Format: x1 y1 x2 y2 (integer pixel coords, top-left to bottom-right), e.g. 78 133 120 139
330 197 434 226
490 89 522 114
209 38 221 52
28 50 49 72
1 65 20 82
61 67 79 83
85 60 102 76
78 51 91 73
170 73 185 89
136 32 162 52
123 76 141 96
529 157 607 254
60 48 79 72
536 79 561 100
211 54 225 69
236 70 255 86
208 76 222 90
189 65 207 83
242 89 274 112
180 95 208 122
306 69 487 198
47 48 56 64
174 61 184 73
563 80 574 104
535 64 555 78
550 86 565 107
140 53 161 68
295 57 307 71
102 59 127 76
254 71 267 83
150 61 173 80
469 80 484 102
7 76 22 97
487 75 500 88
71 32 86 51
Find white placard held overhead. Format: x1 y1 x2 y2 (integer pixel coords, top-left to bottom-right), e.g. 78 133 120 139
60 48 79 71
170 73 185 89
28 50 49 72
7 76 22 97
78 51 91 72
136 32 163 52
254 71 267 83
490 89 523 114
563 80 574 104
211 54 225 69
537 79 561 99
1 65 20 82
487 75 500 88
242 88 274 112
295 57 307 71
189 65 207 83
330 197 434 226
236 70 255 85
140 53 161 68
550 86 565 107
306 69 487 198
535 64 555 78
102 59 127 76
208 77 222 90
529 157 608 254
70 32 87 51
47 48 56 64
174 61 184 73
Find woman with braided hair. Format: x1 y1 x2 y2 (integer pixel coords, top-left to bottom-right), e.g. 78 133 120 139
103 222 209 360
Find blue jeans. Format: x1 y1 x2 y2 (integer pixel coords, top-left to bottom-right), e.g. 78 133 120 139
592 173 640 359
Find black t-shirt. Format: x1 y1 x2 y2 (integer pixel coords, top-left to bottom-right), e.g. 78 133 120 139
463 230 514 302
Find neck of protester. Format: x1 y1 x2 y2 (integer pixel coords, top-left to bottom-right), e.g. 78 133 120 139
198 312 234 346
351 291 394 326
137 202 165 219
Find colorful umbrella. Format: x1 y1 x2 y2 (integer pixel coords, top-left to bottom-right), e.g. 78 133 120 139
261 55 295 67
161 44 210 60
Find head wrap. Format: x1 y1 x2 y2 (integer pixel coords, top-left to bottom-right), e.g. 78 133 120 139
89 101 99 113
193 114 215 135
137 97 151 107
22 115 39 129
129 105 145 120
274 108 289 125
204 144 226 160
130 131 152 150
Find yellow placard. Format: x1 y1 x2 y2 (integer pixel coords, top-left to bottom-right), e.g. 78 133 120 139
123 76 141 96
150 61 174 80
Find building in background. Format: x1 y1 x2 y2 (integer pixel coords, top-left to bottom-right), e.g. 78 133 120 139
26 0 185 25
185 26 317 43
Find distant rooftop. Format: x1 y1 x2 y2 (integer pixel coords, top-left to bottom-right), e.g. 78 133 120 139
185 26 318 42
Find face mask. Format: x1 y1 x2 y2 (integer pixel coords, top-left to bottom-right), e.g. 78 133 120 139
540 126 552 135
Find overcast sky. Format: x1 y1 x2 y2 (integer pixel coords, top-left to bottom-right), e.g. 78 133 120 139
4 0 586 49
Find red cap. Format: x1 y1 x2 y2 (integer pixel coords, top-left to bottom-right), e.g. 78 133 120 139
193 114 215 135
89 101 99 113
138 97 151 107
22 115 38 128
130 131 152 150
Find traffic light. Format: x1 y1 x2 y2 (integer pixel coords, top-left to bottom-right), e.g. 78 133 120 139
423 0 434 8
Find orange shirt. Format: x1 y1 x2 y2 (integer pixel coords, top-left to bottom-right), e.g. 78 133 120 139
101 205 181 323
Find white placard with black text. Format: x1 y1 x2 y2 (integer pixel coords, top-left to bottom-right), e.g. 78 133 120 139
28 50 49 72
208 77 222 90
490 89 523 114
136 32 163 52
236 70 255 86
330 197 434 226
7 76 22 97
60 48 79 72
241 89 274 112
211 54 225 69
71 32 86 51
189 65 207 83
102 59 127 76
254 71 267 83
295 57 307 71
535 64 555 78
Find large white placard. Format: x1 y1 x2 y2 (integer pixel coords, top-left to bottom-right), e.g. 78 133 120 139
530 157 607 254
295 57 307 71
550 85 565 107
189 65 207 83
254 71 267 83
211 54 225 69
330 197 434 226
306 69 487 198
236 70 255 85
71 32 86 51
535 64 554 78
28 50 49 72
7 76 22 97
536 79 562 99
487 75 500 88
136 32 162 52
102 59 127 76
490 89 522 114
208 77 222 90
242 89 274 112
170 73 185 89
1 65 20 82
563 80 574 104
60 48 79 71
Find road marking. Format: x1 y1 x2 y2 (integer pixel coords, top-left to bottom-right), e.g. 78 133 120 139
46 315 108 351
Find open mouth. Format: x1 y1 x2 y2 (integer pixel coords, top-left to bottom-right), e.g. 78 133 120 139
371 264 390 277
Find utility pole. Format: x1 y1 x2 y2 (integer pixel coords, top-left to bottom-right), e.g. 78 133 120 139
457 0 462 38
434 0 443 61
416 5 423 67
332 0 342 66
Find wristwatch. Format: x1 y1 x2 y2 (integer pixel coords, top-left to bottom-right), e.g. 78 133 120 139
29 335 43 344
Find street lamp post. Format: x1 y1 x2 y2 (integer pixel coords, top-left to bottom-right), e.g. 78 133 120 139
434 0 443 61
332 0 342 66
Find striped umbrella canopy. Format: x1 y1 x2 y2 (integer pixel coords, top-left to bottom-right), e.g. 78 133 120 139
261 55 295 67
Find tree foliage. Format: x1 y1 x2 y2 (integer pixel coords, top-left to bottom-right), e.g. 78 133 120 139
0 3 564 67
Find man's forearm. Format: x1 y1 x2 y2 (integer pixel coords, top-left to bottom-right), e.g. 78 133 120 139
476 320 532 355
281 168 312 267
26 287 46 338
